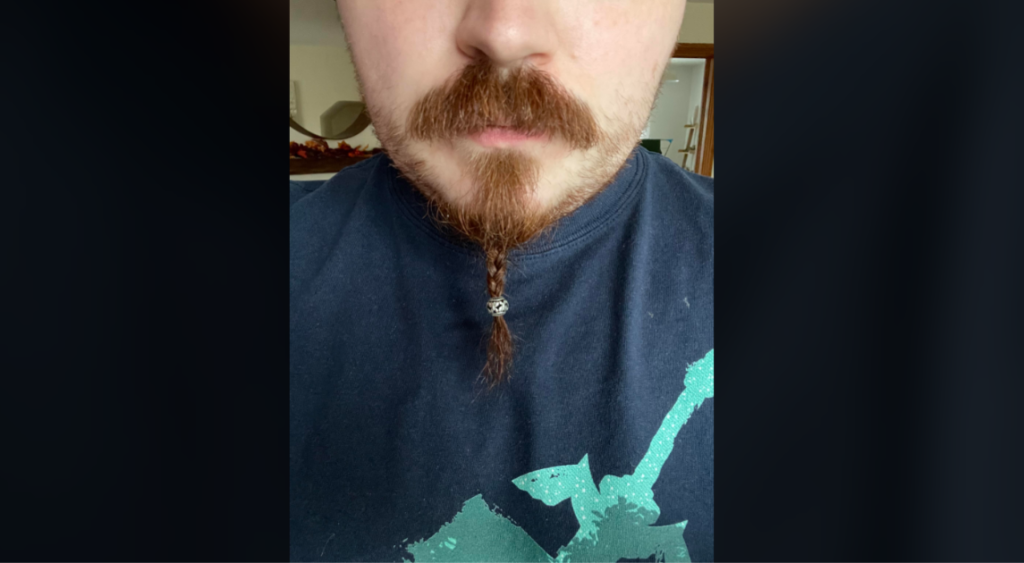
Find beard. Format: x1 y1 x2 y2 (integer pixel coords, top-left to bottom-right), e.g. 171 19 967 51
393 59 626 247
360 58 645 387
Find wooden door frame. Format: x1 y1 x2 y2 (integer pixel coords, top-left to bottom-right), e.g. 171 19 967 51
672 43 714 177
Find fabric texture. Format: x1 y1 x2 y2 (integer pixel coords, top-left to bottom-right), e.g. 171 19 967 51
290 146 714 562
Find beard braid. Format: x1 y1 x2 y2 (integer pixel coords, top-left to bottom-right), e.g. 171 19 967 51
368 58 644 388
423 150 550 388
392 147 627 388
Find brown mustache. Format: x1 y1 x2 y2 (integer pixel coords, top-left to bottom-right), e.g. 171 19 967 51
407 59 602 150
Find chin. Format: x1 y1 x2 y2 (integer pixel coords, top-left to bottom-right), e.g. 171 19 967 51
386 130 618 223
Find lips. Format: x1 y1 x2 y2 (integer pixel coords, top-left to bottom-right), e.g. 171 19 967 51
481 123 533 135
469 126 548 147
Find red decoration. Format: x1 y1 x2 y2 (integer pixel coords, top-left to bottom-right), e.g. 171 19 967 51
290 141 383 160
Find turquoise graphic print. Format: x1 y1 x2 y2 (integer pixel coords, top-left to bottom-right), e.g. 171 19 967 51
402 349 714 562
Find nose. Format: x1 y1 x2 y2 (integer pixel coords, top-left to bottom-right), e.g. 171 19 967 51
455 0 559 68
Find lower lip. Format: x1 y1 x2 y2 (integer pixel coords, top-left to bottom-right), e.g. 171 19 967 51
469 127 547 147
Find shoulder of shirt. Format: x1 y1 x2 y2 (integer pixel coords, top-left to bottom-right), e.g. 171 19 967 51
640 149 714 205
633 149 714 243
289 153 388 210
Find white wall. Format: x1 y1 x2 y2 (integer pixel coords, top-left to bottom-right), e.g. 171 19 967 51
289 44 382 150
685 62 706 171
647 60 706 168
678 2 714 44
675 2 713 175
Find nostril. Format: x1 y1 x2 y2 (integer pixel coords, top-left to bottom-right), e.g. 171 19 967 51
460 46 485 61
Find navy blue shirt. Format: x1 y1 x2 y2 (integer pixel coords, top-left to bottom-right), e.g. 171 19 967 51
290 147 714 562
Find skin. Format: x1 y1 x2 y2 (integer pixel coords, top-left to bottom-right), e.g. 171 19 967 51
337 0 688 218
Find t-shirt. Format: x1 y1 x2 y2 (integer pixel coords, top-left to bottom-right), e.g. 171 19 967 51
289 146 714 562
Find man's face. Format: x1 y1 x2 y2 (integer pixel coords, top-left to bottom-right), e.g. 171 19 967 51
338 0 686 228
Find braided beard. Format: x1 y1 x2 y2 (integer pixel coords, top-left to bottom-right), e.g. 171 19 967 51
418 150 554 387
378 59 624 387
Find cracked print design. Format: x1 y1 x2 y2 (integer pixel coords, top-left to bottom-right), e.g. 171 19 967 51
402 349 713 562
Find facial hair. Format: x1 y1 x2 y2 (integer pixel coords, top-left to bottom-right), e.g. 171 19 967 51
368 59 635 387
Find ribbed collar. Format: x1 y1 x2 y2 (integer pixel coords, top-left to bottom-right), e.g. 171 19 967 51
383 146 648 258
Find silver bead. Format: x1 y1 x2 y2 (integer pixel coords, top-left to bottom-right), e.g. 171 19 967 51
486 296 509 317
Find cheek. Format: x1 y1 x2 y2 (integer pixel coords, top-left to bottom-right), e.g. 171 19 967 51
342 2 458 120
569 5 680 124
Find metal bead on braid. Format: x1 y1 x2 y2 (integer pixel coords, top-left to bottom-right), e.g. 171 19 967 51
486 296 509 317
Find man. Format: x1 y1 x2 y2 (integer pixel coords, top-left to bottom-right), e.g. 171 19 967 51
290 0 713 560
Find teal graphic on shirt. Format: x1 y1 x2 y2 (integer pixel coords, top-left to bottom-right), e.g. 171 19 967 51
402 349 714 562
